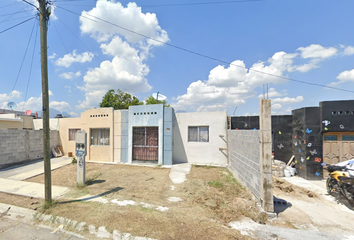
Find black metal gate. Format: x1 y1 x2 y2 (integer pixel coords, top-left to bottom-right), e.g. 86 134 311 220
132 127 158 161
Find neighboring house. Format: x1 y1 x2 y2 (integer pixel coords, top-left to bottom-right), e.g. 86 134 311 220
231 99 354 180
57 105 227 166
0 113 34 130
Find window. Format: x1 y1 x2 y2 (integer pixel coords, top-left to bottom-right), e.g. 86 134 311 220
324 135 337 141
90 128 110 146
342 135 354 141
69 129 80 141
188 126 209 142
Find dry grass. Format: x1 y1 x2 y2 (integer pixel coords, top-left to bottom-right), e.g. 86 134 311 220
1 163 261 240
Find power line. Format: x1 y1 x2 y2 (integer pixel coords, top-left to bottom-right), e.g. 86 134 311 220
0 17 35 35
23 23 39 111
8 19 37 102
0 6 32 25
0 2 21 9
57 5 354 94
0 10 33 18
21 0 40 12
54 0 268 7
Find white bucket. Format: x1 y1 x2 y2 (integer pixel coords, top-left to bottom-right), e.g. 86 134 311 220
284 169 291 177
289 167 296 176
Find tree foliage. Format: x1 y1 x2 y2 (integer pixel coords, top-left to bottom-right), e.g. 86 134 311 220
145 96 170 107
99 89 143 110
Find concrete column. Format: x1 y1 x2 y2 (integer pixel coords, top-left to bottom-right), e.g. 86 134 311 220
259 99 274 212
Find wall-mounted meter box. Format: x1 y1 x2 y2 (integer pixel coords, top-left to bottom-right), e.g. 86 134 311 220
75 130 87 157
75 130 87 185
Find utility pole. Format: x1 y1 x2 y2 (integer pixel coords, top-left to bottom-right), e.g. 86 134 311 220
39 0 52 204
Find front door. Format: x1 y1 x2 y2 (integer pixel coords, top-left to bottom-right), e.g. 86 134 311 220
132 127 158 162
323 132 354 165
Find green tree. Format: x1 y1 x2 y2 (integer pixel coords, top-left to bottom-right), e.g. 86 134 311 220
145 96 170 107
99 89 143 110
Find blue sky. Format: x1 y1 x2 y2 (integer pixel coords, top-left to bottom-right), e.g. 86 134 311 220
1 0 353 117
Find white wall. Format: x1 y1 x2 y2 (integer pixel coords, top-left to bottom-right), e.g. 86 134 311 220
173 111 227 165
33 119 60 130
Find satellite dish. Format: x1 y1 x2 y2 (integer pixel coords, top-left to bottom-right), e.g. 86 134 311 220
152 92 167 101
25 110 32 116
7 102 17 110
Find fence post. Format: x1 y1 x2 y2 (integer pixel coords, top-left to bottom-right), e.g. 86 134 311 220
259 99 274 212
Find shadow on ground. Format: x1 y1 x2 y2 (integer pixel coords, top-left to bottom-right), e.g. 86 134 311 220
273 196 292 214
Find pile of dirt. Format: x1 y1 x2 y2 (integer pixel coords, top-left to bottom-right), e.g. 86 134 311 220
273 177 318 198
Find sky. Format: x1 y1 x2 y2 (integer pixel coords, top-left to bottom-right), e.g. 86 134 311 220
0 0 354 117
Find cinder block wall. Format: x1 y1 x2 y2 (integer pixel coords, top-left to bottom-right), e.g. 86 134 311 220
227 130 261 199
0 129 60 168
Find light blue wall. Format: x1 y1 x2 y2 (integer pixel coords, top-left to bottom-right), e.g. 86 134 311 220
120 110 129 163
127 105 164 164
163 107 173 165
118 105 174 165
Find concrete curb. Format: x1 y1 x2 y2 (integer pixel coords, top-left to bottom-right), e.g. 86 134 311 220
0 202 155 240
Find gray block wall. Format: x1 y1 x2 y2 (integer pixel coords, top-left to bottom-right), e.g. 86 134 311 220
0 129 60 168
227 130 262 199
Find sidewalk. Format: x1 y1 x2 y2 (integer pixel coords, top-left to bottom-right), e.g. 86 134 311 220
0 157 71 199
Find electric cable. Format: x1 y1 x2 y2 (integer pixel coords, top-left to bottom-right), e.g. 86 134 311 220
0 6 32 25
57 5 354 94
0 2 21 9
22 23 39 111
8 19 37 102
0 17 35 34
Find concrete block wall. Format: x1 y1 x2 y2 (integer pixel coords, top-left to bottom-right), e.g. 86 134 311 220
0 129 60 168
227 130 262 199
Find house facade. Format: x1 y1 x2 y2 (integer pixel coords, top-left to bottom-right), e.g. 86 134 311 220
58 105 227 166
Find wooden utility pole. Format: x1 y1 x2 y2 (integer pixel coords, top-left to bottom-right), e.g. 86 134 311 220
39 0 52 204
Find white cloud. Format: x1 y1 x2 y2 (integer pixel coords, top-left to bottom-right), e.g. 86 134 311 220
80 1 169 46
330 69 354 86
272 103 282 109
69 111 79 117
49 101 71 112
49 53 57 60
344 46 354 56
77 1 168 109
258 88 287 98
297 44 337 59
173 44 352 112
272 96 304 104
76 90 106 110
207 60 247 87
0 90 21 103
55 50 94 68
60 71 82 79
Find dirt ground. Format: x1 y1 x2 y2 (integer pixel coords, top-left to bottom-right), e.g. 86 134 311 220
2 163 354 239
270 177 354 236
6 163 262 240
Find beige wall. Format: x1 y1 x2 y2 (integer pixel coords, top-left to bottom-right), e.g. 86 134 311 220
59 108 114 162
20 116 34 129
0 119 23 129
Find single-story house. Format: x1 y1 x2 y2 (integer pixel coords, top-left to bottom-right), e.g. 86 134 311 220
53 105 227 166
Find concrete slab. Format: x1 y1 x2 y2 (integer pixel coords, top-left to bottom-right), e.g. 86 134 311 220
283 176 327 195
0 177 69 199
169 163 191 184
0 156 72 180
